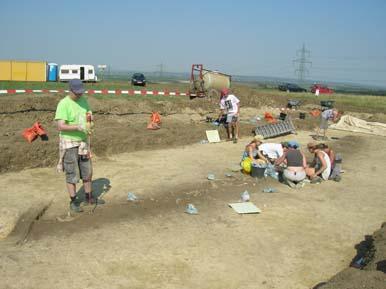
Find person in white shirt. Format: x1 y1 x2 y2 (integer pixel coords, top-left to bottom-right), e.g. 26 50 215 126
218 88 240 143
257 142 284 163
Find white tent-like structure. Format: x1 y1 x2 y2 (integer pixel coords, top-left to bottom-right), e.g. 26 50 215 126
330 115 386 137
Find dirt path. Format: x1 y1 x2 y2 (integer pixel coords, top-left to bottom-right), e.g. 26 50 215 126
1 130 386 289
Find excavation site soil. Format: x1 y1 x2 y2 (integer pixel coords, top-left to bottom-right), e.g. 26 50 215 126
1 86 386 289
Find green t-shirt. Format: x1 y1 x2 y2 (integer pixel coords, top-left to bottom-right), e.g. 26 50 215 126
54 95 91 141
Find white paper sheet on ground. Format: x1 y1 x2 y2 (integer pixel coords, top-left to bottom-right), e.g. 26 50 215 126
206 130 221 143
228 202 262 214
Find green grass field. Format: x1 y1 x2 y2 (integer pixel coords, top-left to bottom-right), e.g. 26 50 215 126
230 84 386 113
271 91 386 112
1 80 385 113
0 80 190 91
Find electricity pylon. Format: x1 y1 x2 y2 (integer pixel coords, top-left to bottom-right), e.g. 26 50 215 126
293 43 312 83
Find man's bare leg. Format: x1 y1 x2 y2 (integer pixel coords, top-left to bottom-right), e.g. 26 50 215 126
316 127 321 138
66 183 76 198
226 125 232 140
66 182 83 212
232 122 239 143
83 180 92 194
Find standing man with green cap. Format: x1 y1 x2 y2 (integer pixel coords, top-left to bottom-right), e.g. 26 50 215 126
55 79 104 213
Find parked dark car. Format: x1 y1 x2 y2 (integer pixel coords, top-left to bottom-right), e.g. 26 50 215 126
278 83 307 92
131 73 146 86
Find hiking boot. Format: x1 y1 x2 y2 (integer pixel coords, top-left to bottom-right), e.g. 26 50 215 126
296 181 306 189
70 201 83 213
311 176 323 184
313 135 328 141
284 178 296 188
333 175 342 182
315 136 329 141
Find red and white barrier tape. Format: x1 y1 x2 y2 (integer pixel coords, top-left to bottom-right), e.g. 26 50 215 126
0 89 187 96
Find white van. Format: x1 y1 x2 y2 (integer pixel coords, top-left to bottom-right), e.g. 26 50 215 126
59 64 98 82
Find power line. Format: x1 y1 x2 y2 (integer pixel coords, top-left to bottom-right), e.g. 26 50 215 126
293 43 312 83
156 63 164 78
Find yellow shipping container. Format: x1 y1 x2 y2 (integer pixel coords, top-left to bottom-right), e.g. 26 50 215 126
26 62 46 81
0 60 47 82
11 61 27 81
0 61 12 80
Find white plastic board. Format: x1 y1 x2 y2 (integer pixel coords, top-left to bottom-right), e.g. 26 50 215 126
206 130 221 143
228 202 262 214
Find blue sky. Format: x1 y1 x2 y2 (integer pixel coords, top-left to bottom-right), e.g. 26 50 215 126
1 0 386 86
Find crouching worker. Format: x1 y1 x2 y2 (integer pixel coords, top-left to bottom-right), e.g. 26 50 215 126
242 135 264 161
55 79 105 213
241 135 263 174
306 143 331 183
257 142 285 164
275 141 307 188
319 143 343 182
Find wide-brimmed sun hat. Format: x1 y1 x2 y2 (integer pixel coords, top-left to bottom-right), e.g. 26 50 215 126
254 135 264 142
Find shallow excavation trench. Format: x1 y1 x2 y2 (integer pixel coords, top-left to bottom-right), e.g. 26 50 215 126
4 201 52 246
13 173 253 243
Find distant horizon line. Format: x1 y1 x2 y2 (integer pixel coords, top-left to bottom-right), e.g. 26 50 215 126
104 69 386 90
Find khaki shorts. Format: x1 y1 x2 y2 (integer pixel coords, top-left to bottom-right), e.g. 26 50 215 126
63 147 92 184
320 117 329 129
226 114 239 124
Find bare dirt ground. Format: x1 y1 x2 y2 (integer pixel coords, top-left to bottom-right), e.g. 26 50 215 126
317 221 386 289
0 91 386 289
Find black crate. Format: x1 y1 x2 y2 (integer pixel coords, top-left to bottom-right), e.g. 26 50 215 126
287 99 301 109
320 100 334 108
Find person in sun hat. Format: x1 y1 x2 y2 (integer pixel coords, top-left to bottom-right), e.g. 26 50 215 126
218 88 240 143
241 135 265 161
240 134 265 174
55 79 105 213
